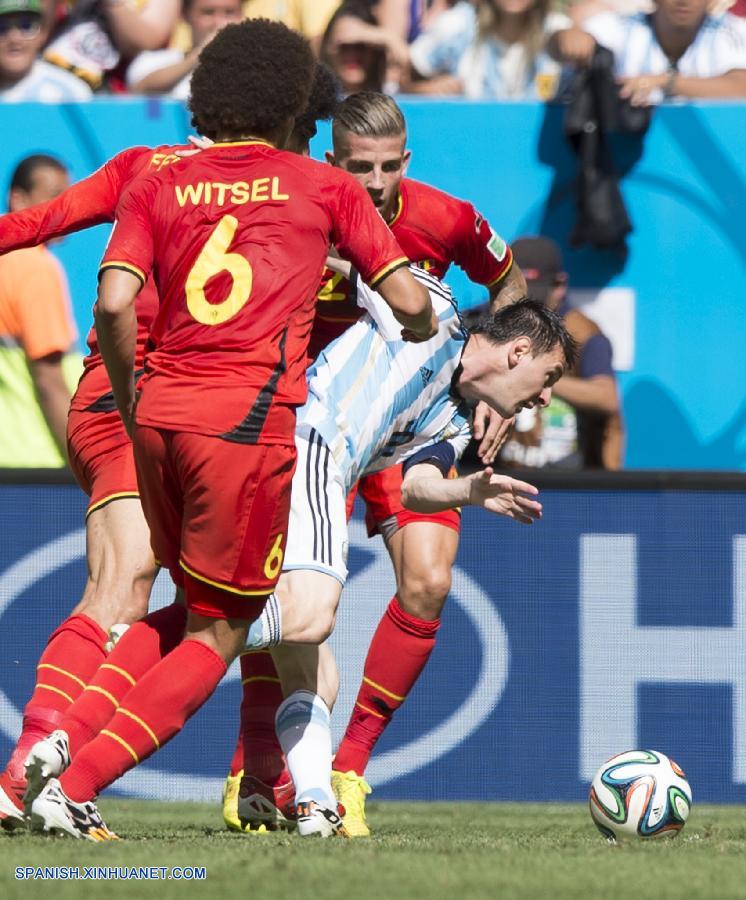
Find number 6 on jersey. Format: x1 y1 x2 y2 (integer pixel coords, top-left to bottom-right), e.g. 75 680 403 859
186 214 253 326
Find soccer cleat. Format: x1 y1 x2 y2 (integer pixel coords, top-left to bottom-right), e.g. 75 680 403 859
0 771 26 831
237 774 296 832
24 729 71 806
223 771 249 832
28 779 118 841
296 799 350 838
331 769 372 837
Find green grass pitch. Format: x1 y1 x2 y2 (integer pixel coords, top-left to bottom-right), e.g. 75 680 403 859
3 800 746 900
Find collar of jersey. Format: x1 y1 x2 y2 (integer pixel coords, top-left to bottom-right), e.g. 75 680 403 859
387 189 404 227
210 139 274 148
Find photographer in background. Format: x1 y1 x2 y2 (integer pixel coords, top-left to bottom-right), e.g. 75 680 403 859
496 236 624 470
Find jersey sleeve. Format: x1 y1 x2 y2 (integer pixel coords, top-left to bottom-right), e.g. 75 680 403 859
99 177 157 286
326 172 409 288
450 201 514 288
401 440 457 478
0 146 148 254
402 417 472 477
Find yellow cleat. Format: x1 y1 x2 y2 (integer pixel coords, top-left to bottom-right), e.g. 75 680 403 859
223 771 243 831
222 771 268 834
331 770 372 837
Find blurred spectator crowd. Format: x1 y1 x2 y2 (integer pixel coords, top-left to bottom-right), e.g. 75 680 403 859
0 0 744 102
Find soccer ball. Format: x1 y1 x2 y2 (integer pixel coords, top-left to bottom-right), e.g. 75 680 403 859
589 749 692 842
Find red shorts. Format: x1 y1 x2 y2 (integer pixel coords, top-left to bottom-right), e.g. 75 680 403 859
354 463 461 537
67 408 139 517
133 425 296 619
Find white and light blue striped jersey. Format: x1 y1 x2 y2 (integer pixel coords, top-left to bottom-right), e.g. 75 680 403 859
584 12 746 82
297 266 472 491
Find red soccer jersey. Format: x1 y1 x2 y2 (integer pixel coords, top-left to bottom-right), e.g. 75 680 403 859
0 143 185 411
101 140 408 443
309 177 513 358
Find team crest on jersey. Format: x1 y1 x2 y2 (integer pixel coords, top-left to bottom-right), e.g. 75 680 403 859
487 230 507 262
415 259 435 273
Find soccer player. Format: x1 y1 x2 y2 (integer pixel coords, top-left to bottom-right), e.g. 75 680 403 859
229 90 529 836
26 19 434 841
242 278 576 837
0 150 174 830
0 62 340 832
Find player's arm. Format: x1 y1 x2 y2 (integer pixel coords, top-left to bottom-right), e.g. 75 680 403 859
401 452 542 525
95 270 140 433
329 174 436 341
0 147 147 253
375 267 438 341
95 182 154 432
488 263 528 311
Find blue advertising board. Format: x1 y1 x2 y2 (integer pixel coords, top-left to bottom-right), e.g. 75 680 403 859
1 481 743 804
0 100 744 468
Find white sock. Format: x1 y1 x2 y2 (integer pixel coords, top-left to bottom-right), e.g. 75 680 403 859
245 593 282 650
275 690 335 808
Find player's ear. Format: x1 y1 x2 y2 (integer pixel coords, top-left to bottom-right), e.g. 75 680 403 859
325 151 336 166
402 149 412 173
508 336 532 367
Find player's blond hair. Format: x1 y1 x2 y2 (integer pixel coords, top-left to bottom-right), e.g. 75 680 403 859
332 92 407 153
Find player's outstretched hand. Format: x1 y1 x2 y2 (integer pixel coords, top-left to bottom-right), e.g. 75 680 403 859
472 402 514 464
401 308 439 343
467 466 541 524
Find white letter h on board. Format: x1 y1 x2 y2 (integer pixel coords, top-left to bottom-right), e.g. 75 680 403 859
579 534 746 781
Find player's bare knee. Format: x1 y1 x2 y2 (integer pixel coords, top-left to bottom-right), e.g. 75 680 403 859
278 573 341 643
398 567 451 619
292 604 336 643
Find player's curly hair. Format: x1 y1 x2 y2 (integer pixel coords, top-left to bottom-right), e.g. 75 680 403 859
189 19 314 141
471 298 579 369
290 62 341 151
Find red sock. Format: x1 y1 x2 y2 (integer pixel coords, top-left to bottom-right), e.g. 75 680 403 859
60 638 226 802
4 614 106 781
61 603 187 757
334 596 440 776
232 651 287 785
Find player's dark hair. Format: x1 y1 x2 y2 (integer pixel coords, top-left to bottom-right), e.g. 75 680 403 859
332 91 407 151
470 298 579 369
289 62 341 151
189 19 314 141
10 154 66 194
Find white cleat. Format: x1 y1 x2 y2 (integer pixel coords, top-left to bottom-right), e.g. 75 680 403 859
24 729 71 807
29 778 118 841
296 800 349 838
0 777 26 831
